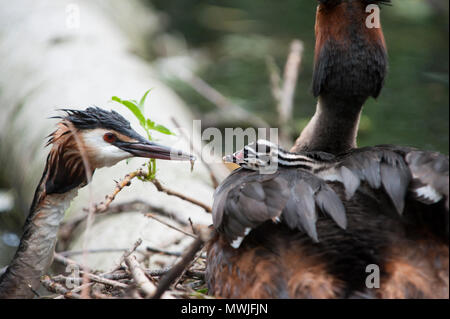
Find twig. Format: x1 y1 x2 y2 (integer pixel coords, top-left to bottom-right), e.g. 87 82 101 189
145 267 171 277
41 276 81 299
53 253 86 270
104 199 189 226
93 169 147 213
125 255 157 298
58 248 147 257
171 117 220 189
266 56 282 102
151 179 212 213
145 267 204 279
173 246 205 288
267 39 304 147
145 213 197 239
152 226 213 299
53 253 128 289
82 272 127 289
59 199 189 247
70 282 94 294
109 238 143 274
146 246 182 257
51 273 127 289
188 217 197 235
52 283 93 299
101 271 130 281
279 40 303 127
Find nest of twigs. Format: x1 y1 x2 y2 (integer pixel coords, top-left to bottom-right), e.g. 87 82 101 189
37 169 215 299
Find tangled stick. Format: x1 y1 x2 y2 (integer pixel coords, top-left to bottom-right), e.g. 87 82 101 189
125 255 157 297
152 226 213 299
94 169 147 213
145 213 197 239
41 276 81 299
52 166 212 299
89 169 211 215
151 179 212 213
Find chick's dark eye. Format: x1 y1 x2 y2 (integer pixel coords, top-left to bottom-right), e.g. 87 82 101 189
103 133 117 143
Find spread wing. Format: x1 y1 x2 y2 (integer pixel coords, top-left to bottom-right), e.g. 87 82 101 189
212 168 347 248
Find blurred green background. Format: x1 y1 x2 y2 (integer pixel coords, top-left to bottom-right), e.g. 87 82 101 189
147 0 449 153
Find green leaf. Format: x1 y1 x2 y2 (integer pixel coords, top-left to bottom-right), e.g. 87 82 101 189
112 96 146 127
153 124 175 135
139 89 152 110
196 288 208 294
146 119 155 130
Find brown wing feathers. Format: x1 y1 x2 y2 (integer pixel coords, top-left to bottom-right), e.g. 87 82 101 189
209 146 448 298
335 148 411 215
213 168 347 246
214 146 449 248
213 169 290 245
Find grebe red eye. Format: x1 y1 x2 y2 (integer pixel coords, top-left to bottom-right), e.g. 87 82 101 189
103 133 116 143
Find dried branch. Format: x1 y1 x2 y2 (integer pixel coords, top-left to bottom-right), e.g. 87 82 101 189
109 238 143 274
58 248 147 257
151 178 212 213
279 40 304 127
172 246 205 288
93 169 147 213
266 56 282 102
125 255 157 298
81 273 127 289
41 276 81 299
145 267 171 277
53 253 128 291
102 199 189 225
59 199 189 248
53 253 86 270
267 39 304 147
152 226 213 299
146 246 182 257
51 273 127 289
188 217 197 235
145 213 197 239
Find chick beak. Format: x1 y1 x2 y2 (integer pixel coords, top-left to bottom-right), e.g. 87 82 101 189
116 140 195 161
